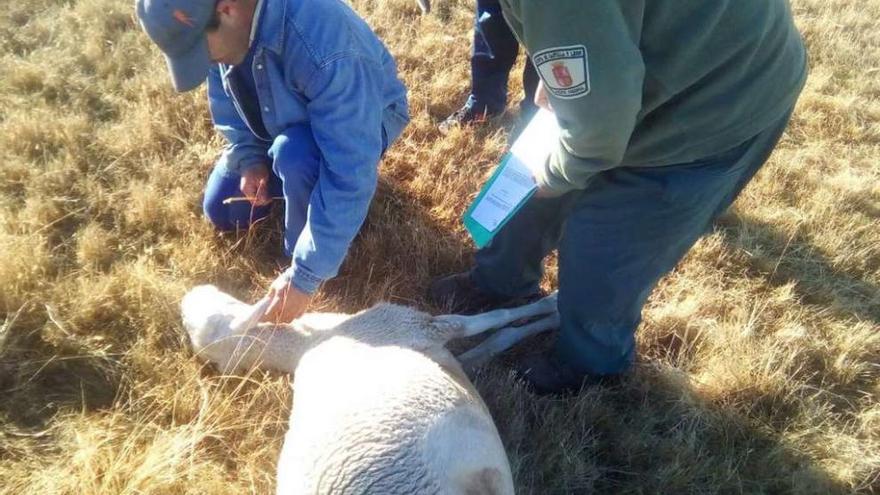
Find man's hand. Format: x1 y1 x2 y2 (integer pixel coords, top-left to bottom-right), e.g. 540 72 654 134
534 185 559 198
263 272 313 323
534 79 554 113
531 80 561 198
240 164 272 206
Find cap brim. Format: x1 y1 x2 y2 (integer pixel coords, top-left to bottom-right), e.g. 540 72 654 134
165 36 212 92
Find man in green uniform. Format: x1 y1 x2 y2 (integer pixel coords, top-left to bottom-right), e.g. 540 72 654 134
430 0 808 394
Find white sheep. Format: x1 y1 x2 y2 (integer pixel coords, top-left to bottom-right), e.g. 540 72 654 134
181 285 559 495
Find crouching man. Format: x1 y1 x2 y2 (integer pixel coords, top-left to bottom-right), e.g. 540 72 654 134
430 0 807 394
137 0 409 322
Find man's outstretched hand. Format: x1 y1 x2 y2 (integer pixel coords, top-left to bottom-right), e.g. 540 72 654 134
263 272 313 323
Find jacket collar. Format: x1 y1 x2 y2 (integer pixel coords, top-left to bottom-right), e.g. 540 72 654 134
254 0 286 54
248 0 264 45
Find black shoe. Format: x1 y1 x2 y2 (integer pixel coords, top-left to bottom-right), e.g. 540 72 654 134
438 101 496 134
513 352 611 396
427 270 541 314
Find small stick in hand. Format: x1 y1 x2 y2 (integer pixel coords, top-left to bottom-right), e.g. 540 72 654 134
222 196 285 205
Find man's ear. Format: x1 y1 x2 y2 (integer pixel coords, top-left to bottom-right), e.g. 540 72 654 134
214 0 235 23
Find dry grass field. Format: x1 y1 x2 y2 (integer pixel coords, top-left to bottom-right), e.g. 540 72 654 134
1 0 878 493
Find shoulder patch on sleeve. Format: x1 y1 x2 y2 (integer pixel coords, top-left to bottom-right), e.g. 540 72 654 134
531 45 590 99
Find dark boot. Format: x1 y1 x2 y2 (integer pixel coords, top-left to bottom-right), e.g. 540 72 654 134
438 97 497 135
513 351 615 396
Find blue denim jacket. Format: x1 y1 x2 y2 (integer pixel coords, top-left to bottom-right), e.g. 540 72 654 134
206 0 409 293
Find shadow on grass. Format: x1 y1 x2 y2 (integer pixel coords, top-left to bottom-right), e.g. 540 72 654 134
716 211 879 328
0 305 122 431
323 177 474 313
474 361 853 494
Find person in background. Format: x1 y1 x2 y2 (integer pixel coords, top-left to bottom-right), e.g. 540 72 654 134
136 0 409 322
438 0 538 134
430 0 808 394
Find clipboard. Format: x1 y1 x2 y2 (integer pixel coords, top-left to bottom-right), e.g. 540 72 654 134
463 154 537 248
463 109 560 248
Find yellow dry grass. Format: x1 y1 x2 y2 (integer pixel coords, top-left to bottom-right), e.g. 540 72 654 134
1 0 878 493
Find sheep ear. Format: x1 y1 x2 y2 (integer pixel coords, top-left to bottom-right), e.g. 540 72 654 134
229 296 272 334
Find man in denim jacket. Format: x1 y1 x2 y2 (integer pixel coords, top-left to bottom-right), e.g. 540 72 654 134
137 0 409 321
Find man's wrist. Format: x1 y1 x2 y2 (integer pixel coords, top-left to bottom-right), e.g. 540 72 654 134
238 160 269 176
285 265 324 295
535 167 574 197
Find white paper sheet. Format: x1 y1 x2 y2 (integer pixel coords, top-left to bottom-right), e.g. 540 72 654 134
470 157 536 231
508 108 561 176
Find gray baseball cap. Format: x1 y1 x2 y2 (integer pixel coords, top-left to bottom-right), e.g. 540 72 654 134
136 0 216 92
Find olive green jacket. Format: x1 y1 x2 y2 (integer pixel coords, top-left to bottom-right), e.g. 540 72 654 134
501 0 808 193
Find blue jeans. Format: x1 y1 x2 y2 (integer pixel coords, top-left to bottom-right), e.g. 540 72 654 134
203 124 322 258
473 110 794 376
470 0 538 118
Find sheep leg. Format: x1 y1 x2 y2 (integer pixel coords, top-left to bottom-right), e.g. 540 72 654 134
457 312 560 371
433 292 557 338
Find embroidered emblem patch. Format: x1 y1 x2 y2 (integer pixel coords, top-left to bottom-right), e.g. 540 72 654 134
532 45 590 99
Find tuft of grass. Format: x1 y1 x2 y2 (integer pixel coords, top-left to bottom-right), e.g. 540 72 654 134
1 0 878 493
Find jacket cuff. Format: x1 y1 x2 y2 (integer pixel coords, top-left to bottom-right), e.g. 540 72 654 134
286 265 324 295
222 149 268 174
535 155 579 196
235 157 269 175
